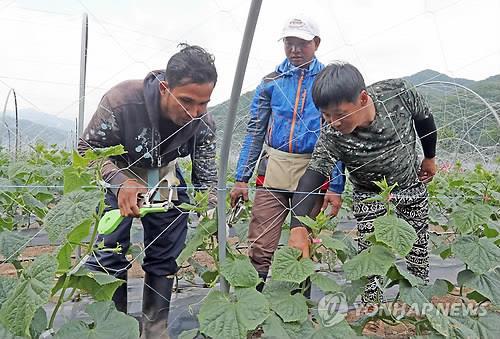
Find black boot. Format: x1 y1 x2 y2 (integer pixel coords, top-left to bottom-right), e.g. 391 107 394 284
256 271 268 292
112 273 128 313
141 273 173 339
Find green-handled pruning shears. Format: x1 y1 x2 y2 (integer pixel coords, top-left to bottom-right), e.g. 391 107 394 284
97 176 180 235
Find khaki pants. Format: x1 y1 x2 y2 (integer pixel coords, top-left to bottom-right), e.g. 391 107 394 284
247 187 323 273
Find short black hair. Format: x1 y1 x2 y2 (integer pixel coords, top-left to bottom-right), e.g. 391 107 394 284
165 43 217 88
312 62 366 108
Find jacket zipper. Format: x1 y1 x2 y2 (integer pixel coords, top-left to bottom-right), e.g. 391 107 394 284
288 70 304 153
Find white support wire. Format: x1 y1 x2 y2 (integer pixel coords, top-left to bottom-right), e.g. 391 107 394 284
1 3 499 329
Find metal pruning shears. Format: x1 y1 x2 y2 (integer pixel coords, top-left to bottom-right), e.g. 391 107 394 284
226 196 246 228
97 175 180 235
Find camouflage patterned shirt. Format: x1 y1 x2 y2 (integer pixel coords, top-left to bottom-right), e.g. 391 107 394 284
309 79 432 192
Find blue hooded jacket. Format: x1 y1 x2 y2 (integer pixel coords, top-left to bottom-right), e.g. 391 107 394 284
235 58 345 193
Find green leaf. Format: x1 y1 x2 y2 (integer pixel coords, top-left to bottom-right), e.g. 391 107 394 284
0 276 16 305
201 270 218 285
452 236 500 274
451 312 500 339
457 269 500 305
450 205 493 234
271 247 314 283
29 307 47 339
187 258 218 285
331 231 357 262
56 242 75 272
273 293 308 323
178 328 199 339
483 222 499 238
0 231 29 263
44 190 101 244
72 150 90 169
262 312 291 339
177 233 204 266
178 202 205 214
419 279 454 300
262 285 308 323
342 278 367 305
343 245 395 280
21 192 47 218
233 221 249 244
53 266 124 301
399 281 450 337
63 167 94 193
281 320 315 338
176 219 217 266
55 301 139 339
310 272 342 293
295 216 320 231
262 280 300 296
0 216 14 232
83 145 126 161
439 246 452 260
0 254 57 337
220 254 260 288
308 320 358 339
318 235 347 252
447 317 479 339
0 324 24 339
466 290 489 304
374 214 417 256
198 288 270 339
386 265 424 288
0 178 14 192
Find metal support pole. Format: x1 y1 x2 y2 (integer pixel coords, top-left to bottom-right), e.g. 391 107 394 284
78 13 88 139
216 0 262 293
2 88 17 156
76 13 88 260
13 91 18 158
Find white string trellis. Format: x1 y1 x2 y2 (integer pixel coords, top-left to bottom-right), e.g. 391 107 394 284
0 1 499 331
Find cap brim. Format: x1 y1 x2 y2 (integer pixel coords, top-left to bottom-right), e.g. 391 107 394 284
279 29 316 41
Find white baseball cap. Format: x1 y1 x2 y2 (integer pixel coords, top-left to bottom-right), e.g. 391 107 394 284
279 14 320 41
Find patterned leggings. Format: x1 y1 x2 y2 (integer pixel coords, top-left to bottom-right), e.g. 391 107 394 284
353 182 430 304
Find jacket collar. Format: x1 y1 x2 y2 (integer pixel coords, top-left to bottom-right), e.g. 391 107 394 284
275 57 324 77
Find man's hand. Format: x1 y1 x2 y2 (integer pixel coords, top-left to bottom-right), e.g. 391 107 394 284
288 227 310 258
117 179 147 217
418 157 437 183
230 181 249 207
321 190 342 217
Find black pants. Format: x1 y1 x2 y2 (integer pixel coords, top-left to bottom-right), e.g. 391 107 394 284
86 172 189 277
353 181 430 303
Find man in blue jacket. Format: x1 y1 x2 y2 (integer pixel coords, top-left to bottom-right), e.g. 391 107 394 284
230 15 345 289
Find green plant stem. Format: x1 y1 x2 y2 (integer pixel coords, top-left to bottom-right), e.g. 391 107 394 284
49 273 71 328
379 316 400 326
12 260 23 277
49 189 105 329
413 319 428 336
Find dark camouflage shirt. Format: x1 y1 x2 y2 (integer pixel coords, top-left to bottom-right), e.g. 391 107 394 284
309 79 432 192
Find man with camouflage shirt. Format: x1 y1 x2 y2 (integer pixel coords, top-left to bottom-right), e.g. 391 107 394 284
78 44 217 338
288 62 437 303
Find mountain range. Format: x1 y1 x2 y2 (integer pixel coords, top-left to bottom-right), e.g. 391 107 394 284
1 69 499 151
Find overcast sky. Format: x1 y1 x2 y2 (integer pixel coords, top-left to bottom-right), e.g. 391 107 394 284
1 0 499 126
